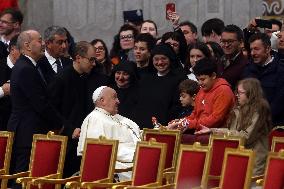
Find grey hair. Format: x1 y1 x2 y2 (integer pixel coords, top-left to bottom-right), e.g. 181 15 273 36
16 30 33 50
44 26 67 41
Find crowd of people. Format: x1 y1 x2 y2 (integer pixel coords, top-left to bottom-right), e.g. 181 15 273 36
0 7 284 188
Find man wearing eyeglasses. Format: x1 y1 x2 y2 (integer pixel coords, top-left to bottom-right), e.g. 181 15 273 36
218 24 248 90
37 26 72 84
47 41 95 177
0 8 23 46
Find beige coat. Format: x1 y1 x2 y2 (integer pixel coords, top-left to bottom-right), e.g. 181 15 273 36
213 109 269 176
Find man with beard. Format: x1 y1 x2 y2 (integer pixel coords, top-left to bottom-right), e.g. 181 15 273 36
0 8 22 46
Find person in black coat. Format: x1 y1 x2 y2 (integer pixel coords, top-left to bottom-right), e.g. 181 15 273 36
0 34 20 130
7 30 64 189
110 60 138 121
47 41 96 177
242 33 284 126
134 43 187 129
37 26 72 84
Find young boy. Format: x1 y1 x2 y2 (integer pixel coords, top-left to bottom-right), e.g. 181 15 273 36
168 58 235 131
177 79 199 118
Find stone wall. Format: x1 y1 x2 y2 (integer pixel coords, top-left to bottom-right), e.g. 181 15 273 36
21 0 262 48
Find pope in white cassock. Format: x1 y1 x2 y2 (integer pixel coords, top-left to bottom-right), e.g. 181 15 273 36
77 86 141 180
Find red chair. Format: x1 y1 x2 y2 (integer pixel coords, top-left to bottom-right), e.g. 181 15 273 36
271 136 284 152
0 131 14 188
207 133 244 188
80 139 167 188
256 150 284 189
268 126 284 148
31 136 119 189
125 142 212 189
143 128 181 172
212 146 255 189
0 131 67 189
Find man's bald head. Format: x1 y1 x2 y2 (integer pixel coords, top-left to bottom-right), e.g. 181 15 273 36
17 30 44 61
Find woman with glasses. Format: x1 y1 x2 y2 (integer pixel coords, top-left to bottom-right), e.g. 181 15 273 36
91 39 112 76
110 24 138 65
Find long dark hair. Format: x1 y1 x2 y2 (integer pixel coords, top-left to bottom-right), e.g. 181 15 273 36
91 39 112 76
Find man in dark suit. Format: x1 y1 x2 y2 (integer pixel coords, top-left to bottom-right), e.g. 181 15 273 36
48 41 95 177
37 26 72 84
7 30 63 189
0 34 19 130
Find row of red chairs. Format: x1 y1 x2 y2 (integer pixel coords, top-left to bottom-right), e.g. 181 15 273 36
0 127 284 189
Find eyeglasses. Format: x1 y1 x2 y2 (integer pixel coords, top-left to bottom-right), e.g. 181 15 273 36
0 19 15 25
120 34 134 40
83 56 96 63
235 90 246 96
166 42 179 48
94 46 105 52
220 39 238 45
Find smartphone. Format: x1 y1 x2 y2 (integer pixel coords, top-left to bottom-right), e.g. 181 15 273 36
166 3 175 20
255 19 272 29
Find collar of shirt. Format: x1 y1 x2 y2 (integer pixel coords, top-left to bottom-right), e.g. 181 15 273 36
262 56 274 67
24 55 37 67
221 51 241 67
45 50 57 65
6 56 14 68
95 107 112 115
0 36 9 45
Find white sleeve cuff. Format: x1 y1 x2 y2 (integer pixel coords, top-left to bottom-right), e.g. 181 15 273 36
0 87 4 98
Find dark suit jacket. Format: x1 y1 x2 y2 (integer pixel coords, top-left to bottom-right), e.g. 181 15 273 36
47 66 88 138
0 58 12 130
37 55 72 84
7 55 63 148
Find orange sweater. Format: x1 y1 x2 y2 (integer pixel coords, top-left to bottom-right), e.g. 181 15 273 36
186 78 235 130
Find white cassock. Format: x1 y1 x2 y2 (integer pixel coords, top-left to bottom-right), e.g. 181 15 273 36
77 107 141 180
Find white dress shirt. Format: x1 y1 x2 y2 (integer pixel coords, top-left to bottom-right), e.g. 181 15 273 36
45 50 62 73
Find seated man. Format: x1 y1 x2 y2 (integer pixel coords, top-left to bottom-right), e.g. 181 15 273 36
168 58 235 132
77 86 141 180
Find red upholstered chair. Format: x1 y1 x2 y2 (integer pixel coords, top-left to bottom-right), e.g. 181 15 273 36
0 131 14 188
31 136 118 189
271 136 284 152
80 139 167 189
116 142 212 189
212 146 255 189
256 150 284 189
207 133 244 188
143 128 181 172
0 131 67 189
269 126 284 148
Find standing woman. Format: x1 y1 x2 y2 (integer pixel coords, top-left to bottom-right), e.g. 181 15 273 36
110 61 138 121
134 43 187 128
91 39 112 76
140 20 158 38
187 42 212 81
110 24 138 65
196 78 272 176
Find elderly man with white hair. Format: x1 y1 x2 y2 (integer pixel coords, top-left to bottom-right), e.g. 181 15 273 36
77 86 141 180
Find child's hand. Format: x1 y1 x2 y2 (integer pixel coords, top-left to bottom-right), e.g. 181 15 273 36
167 121 179 130
194 125 211 135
